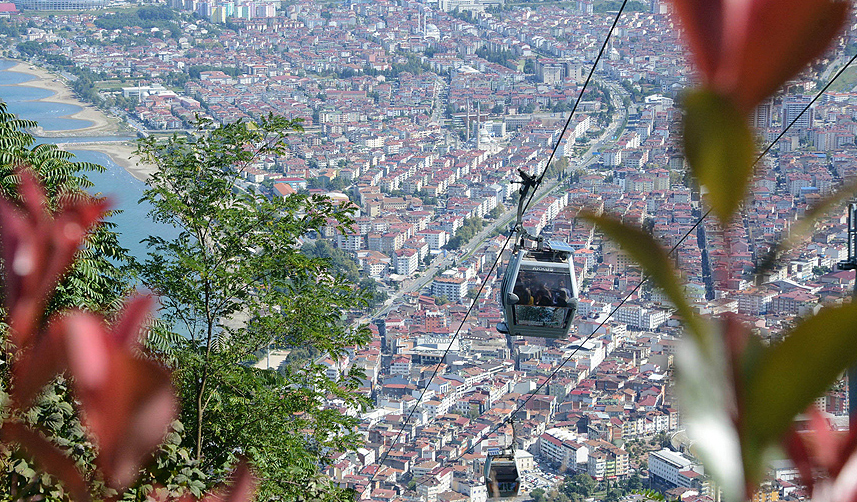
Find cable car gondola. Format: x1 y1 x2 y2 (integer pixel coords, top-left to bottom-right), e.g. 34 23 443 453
497 170 579 339
484 420 523 499
484 447 522 499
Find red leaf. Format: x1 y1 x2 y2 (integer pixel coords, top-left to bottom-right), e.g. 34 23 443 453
202 460 257 502
834 414 857 478
807 409 840 473
1 422 90 502
112 294 156 347
11 317 67 409
0 168 109 349
784 427 817 492
670 0 849 114
811 453 857 502
784 410 857 502
733 0 848 114
670 0 723 82
60 308 178 490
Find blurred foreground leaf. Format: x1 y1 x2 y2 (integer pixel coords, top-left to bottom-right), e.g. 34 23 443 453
744 303 857 448
676 327 745 502
683 89 755 224
583 213 706 342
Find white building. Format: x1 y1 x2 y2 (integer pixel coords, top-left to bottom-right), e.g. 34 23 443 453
395 248 419 276
336 232 364 252
432 276 468 302
648 449 705 491
538 428 589 471
453 480 487 502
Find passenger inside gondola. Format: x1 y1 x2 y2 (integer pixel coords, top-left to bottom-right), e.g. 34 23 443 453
510 270 575 327
554 288 569 307
512 271 569 307
512 283 533 305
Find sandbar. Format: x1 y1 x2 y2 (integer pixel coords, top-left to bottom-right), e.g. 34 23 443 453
6 61 120 136
3 61 156 181
60 140 158 182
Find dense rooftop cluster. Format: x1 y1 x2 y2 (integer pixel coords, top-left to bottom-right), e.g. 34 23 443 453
10 0 857 500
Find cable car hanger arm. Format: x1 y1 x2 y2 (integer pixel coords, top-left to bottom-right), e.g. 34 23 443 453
512 168 543 249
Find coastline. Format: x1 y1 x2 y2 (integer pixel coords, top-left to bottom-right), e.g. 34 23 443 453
4 60 157 181
8 61 119 136
61 141 155 182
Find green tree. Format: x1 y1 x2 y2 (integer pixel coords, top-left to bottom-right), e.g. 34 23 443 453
0 101 131 315
569 473 597 496
302 239 360 282
137 117 371 499
605 489 621 502
301 241 387 309
488 205 505 219
625 472 644 491
523 58 535 74
545 157 570 179
653 431 670 449
812 265 831 276
329 176 349 191
0 107 204 500
0 19 20 37
445 216 484 250
359 276 388 309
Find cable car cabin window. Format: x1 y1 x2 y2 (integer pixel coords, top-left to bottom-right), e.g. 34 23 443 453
514 305 569 328
487 461 520 498
511 269 573 308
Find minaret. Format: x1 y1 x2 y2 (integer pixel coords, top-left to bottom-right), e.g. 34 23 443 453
465 99 470 142
476 102 481 149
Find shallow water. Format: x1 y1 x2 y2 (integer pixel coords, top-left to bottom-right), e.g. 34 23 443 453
0 60 93 130
0 60 177 261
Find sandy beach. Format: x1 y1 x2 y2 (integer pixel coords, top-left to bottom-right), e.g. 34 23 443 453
59 140 157 182
8 61 119 136
5 61 157 181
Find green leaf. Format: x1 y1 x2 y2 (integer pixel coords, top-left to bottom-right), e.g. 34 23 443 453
683 89 755 224
136 117 371 498
744 302 857 444
582 213 706 341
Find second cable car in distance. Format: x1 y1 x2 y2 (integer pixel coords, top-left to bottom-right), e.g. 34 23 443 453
497 170 580 339
484 446 522 499
484 419 523 499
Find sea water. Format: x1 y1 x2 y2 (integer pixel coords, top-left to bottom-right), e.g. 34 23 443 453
0 59 174 260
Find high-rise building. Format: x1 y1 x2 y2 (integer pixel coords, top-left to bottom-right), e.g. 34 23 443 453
782 95 813 131
751 100 773 130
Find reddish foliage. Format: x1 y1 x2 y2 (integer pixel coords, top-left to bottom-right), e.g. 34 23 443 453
0 168 109 350
0 168 257 501
57 300 178 489
785 410 857 502
670 0 849 114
